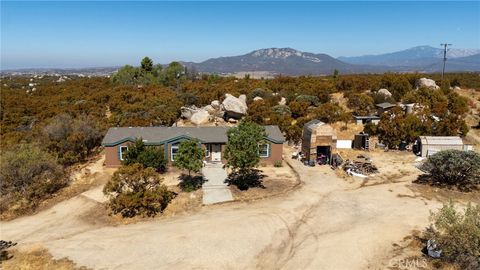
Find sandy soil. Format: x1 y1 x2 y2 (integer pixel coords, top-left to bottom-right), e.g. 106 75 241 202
455 88 480 149
1 146 456 270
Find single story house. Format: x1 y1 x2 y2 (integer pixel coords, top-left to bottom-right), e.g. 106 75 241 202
414 136 472 157
102 126 285 168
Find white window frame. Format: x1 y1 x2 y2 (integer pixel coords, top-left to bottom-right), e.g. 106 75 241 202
258 143 270 158
119 146 128 161
205 144 211 157
170 142 180 161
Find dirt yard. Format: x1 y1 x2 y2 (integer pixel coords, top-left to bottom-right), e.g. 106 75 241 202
1 145 474 270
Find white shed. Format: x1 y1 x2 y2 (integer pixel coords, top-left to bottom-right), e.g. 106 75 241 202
417 136 465 157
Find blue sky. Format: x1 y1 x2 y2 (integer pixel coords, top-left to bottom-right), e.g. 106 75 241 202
1 1 479 69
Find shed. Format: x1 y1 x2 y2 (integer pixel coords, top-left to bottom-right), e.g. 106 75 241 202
415 136 464 157
376 102 397 114
353 115 381 125
301 119 337 164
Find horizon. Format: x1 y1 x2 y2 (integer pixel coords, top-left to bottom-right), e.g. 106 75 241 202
1 1 479 69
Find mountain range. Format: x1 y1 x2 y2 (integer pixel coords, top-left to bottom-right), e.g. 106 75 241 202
2 46 479 76
185 46 480 75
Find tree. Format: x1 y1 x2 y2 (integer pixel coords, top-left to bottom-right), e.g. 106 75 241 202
313 102 345 123
425 202 480 269
0 144 67 213
140 57 153 73
123 139 167 172
347 93 375 116
247 100 271 125
224 120 266 173
419 150 480 191
111 65 138 85
288 101 309 118
173 139 204 177
103 164 174 218
285 124 302 144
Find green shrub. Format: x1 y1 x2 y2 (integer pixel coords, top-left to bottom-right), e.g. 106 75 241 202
123 139 167 172
419 150 480 191
424 202 480 270
274 160 283 167
0 144 67 213
103 164 174 218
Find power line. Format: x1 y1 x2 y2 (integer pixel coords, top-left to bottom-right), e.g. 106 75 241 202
440 43 452 83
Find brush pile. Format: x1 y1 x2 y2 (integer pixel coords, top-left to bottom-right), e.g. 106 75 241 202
343 155 378 176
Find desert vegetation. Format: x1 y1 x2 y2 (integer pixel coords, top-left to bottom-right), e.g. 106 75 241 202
1 59 479 215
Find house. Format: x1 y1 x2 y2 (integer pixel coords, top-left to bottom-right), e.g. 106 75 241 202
414 136 472 157
375 102 397 115
301 120 337 164
101 126 285 168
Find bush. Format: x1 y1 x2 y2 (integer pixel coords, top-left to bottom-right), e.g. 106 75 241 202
419 150 480 191
424 202 480 269
103 164 174 218
274 160 283 167
123 139 167 172
0 144 67 213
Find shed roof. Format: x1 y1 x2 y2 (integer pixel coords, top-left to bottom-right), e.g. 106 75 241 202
419 136 464 146
376 102 397 109
102 125 285 146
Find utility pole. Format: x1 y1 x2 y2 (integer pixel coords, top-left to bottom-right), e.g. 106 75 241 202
440 43 452 83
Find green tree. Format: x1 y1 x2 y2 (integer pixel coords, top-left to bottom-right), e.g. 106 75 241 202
425 202 480 269
173 139 204 176
123 139 167 172
140 57 153 73
224 120 266 173
103 164 174 218
111 65 139 85
419 150 480 191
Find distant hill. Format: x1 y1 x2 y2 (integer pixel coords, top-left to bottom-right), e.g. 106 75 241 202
185 48 387 76
338 45 480 67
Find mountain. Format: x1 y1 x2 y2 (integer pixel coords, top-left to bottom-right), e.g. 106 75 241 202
338 45 480 67
186 48 386 76
422 53 480 72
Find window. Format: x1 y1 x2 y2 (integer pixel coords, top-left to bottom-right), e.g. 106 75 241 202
205 144 210 157
171 142 180 161
119 146 128 161
258 144 270 158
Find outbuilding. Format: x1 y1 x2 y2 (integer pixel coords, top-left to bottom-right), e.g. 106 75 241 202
414 136 467 157
301 119 337 164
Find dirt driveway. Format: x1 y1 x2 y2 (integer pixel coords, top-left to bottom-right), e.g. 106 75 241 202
0 148 443 270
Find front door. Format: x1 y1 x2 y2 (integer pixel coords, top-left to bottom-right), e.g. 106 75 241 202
211 144 222 162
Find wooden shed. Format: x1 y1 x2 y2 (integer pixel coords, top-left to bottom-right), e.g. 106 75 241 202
301 119 337 164
415 136 465 157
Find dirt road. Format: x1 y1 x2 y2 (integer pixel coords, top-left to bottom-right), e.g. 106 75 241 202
0 151 442 269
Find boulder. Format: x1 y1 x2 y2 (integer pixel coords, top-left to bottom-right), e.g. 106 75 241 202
416 78 439 90
377 88 392 97
221 94 247 119
239 94 247 105
253 96 264 102
203 105 216 115
190 110 210 125
278 97 287 106
228 118 238 124
180 105 199 119
453 86 461 91
211 100 221 109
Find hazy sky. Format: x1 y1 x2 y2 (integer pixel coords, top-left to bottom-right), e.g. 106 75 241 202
1 1 479 69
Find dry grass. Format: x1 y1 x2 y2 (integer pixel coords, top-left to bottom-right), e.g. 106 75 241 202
2 246 88 270
229 161 301 201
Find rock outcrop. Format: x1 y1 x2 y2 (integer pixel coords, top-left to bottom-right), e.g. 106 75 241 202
253 96 264 102
190 110 210 125
278 97 287 106
415 78 439 90
377 88 392 97
221 94 247 119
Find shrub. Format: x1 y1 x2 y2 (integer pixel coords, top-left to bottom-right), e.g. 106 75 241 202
103 164 174 218
123 139 167 172
295 95 319 106
424 202 480 269
419 150 480 191
274 160 283 167
0 144 67 213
